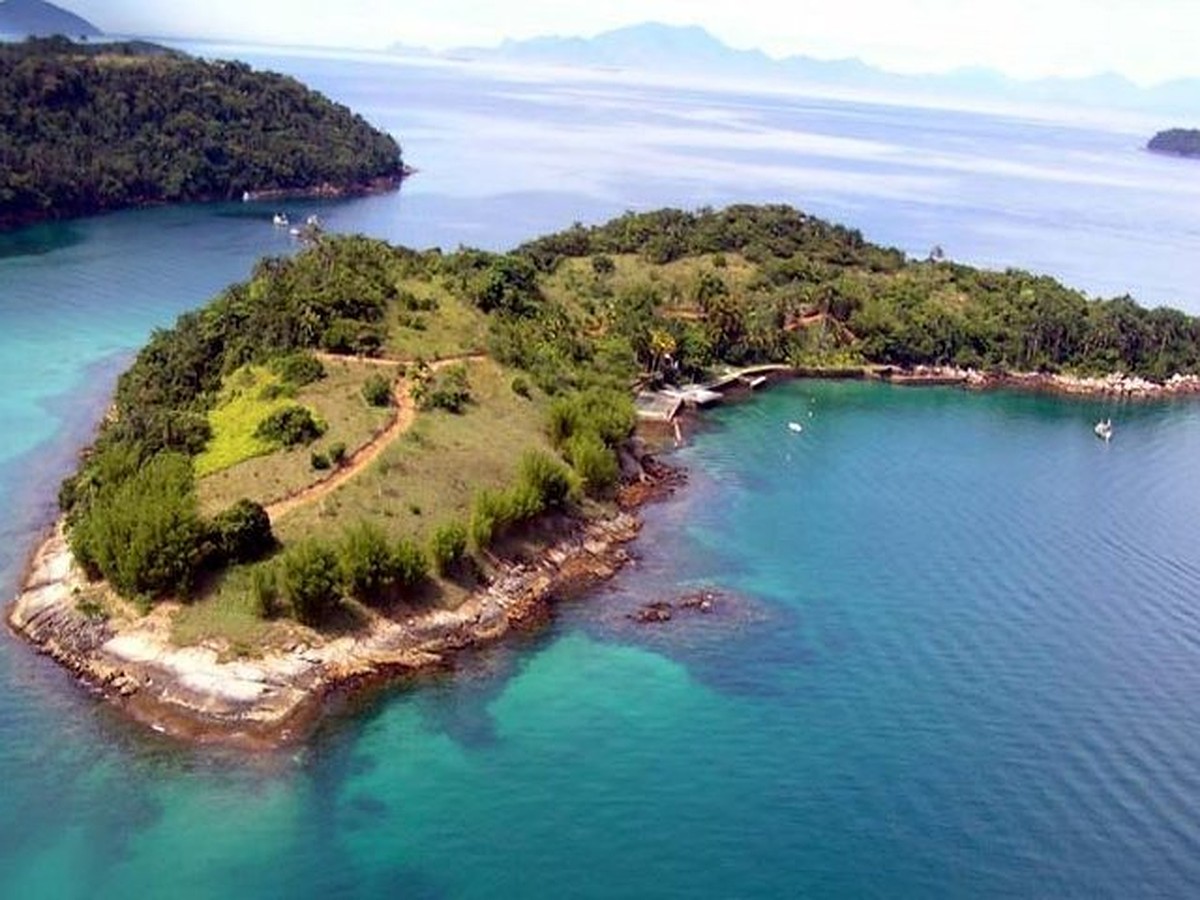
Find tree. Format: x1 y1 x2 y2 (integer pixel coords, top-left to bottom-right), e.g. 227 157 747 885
473 255 542 316
362 373 392 407
210 498 274 564
338 522 397 604
280 540 342 625
69 452 204 600
255 405 324 447
428 521 468 575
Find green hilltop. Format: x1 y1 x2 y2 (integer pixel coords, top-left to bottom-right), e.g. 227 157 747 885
0 37 405 227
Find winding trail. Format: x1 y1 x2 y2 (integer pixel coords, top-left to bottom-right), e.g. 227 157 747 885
264 352 486 523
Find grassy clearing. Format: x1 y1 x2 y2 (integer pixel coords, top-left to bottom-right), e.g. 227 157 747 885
385 279 490 360
197 357 395 514
543 252 758 318
170 565 308 652
195 366 295 477
273 356 550 547
180 358 546 643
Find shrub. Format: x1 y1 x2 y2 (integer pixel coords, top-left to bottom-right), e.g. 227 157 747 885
565 432 620 496
473 254 542 316
398 289 438 312
414 363 471 413
255 405 324 448
280 540 342 625
328 442 347 466
249 564 279 618
310 450 330 470
68 451 204 600
258 382 296 401
469 488 508 551
519 449 574 509
591 254 615 276
547 388 635 448
393 538 429 588
270 351 325 387
339 522 396 604
428 521 468 575
362 373 392 407
511 375 531 399
209 498 274 564
321 318 384 356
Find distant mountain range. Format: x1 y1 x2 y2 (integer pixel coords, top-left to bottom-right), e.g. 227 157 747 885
0 0 101 38
392 21 1200 117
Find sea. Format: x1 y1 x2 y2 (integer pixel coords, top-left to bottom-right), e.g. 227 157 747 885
1 46 1199 898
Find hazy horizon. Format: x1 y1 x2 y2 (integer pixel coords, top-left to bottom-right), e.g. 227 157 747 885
48 0 1200 87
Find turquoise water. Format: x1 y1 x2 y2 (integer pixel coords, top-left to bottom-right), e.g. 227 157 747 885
5 383 1200 897
3 52 1200 898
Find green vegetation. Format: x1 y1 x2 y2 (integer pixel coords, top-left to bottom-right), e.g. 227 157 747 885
254 405 325 448
413 362 472 412
195 367 295 476
59 204 1200 647
468 450 576 551
209 499 274 564
1148 129 1200 158
519 205 1200 379
278 540 342 626
362 373 393 407
0 37 404 227
69 451 204 600
198 356 394 514
428 521 469 575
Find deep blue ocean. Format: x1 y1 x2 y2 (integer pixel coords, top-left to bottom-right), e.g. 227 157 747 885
1 49 1199 898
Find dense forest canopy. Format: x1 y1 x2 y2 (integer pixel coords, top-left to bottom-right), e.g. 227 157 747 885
58 205 1200 613
1147 129 1200 158
0 37 405 226
517 205 1200 380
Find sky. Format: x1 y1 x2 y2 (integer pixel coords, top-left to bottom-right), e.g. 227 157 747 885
54 0 1198 85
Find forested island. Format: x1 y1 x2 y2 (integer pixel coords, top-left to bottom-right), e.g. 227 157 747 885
14 204 1200 745
1147 128 1200 158
0 38 406 228
0 0 101 38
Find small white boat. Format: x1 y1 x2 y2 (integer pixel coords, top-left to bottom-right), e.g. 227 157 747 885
788 421 804 434
272 212 290 227
1094 419 1113 441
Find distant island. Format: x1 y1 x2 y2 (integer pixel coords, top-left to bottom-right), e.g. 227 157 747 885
11 204 1200 746
1147 128 1200 158
0 0 100 39
0 37 407 229
391 21 1200 119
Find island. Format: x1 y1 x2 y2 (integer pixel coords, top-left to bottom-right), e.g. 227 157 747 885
12 204 1200 747
0 0 101 39
0 37 407 229
1147 128 1200 159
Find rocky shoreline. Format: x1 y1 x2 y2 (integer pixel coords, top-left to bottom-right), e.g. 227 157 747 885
7 357 1192 750
8 503 644 750
0 172 409 233
869 365 1200 399
239 170 410 203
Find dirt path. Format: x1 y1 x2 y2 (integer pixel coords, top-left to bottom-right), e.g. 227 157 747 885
264 353 486 523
